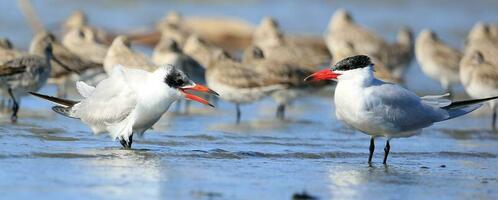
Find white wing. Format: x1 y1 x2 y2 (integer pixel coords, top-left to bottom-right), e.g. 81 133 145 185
76 81 96 98
72 65 149 126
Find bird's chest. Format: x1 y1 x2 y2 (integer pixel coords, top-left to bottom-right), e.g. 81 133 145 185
334 83 381 134
133 91 177 130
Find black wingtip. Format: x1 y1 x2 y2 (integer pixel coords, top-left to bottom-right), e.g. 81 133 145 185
443 96 498 109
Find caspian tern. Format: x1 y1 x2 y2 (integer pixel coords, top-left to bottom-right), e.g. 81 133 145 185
30 65 218 149
305 55 498 164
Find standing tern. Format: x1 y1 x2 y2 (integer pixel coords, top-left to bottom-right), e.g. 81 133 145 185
30 65 218 149
305 55 498 164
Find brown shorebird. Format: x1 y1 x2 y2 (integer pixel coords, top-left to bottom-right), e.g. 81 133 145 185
62 26 108 64
153 37 205 84
459 51 498 130
465 22 498 65
386 27 414 81
325 9 412 82
252 17 330 69
0 38 25 64
104 36 157 74
183 34 223 69
62 10 111 44
30 31 100 97
205 49 284 123
415 29 461 95
0 42 54 122
242 45 330 119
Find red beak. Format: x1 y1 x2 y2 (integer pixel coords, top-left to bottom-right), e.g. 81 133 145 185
180 84 219 107
304 69 340 82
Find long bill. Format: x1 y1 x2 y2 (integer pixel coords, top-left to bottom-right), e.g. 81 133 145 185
180 84 219 107
304 69 340 82
52 56 81 75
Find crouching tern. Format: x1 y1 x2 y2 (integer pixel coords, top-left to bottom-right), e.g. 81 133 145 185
305 55 498 164
30 65 218 149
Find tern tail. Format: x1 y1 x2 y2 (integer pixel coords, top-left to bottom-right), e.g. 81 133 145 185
29 92 79 118
441 96 498 120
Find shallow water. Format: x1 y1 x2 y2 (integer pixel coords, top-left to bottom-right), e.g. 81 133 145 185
1 0 498 199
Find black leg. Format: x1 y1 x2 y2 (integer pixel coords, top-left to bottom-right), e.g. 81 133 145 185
236 104 241 124
383 139 390 164
119 138 127 148
276 104 285 120
7 88 18 123
127 134 133 149
368 137 375 164
119 134 133 149
492 108 496 131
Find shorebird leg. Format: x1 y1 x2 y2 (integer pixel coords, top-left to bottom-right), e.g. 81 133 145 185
368 137 375 163
236 103 241 124
492 108 496 131
276 104 285 120
383 139 391 164
7 88 18 123
184 100 191 114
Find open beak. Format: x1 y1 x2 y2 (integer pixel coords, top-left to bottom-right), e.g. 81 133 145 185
180 84 219 107
304 69 340 82
52 56 81 75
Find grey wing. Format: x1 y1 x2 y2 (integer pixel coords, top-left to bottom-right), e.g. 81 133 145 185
365 82 448 131
72 66 137 124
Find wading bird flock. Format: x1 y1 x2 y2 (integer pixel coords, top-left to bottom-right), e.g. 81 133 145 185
2 9 498 164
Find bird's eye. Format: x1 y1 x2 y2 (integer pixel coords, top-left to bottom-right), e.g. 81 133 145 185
78 31 85 38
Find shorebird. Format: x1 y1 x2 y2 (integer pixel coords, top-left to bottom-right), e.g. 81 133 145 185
62 10 111 44
104 36 157 74
330 41 397 83
183 35 223 69
153 37 206 113
415 29 462 95
252 17 330 69
30 65 218 148
386 27 414 81
465 22 498 65
0 43 53 122
30 31 101 96
62 26 108 64
325 9 412 82
206 49 284 123
459 51 498 130
242 45 329 119
0 38 25 64
305 55 497 164
325 10 389 61
153 38 205 84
